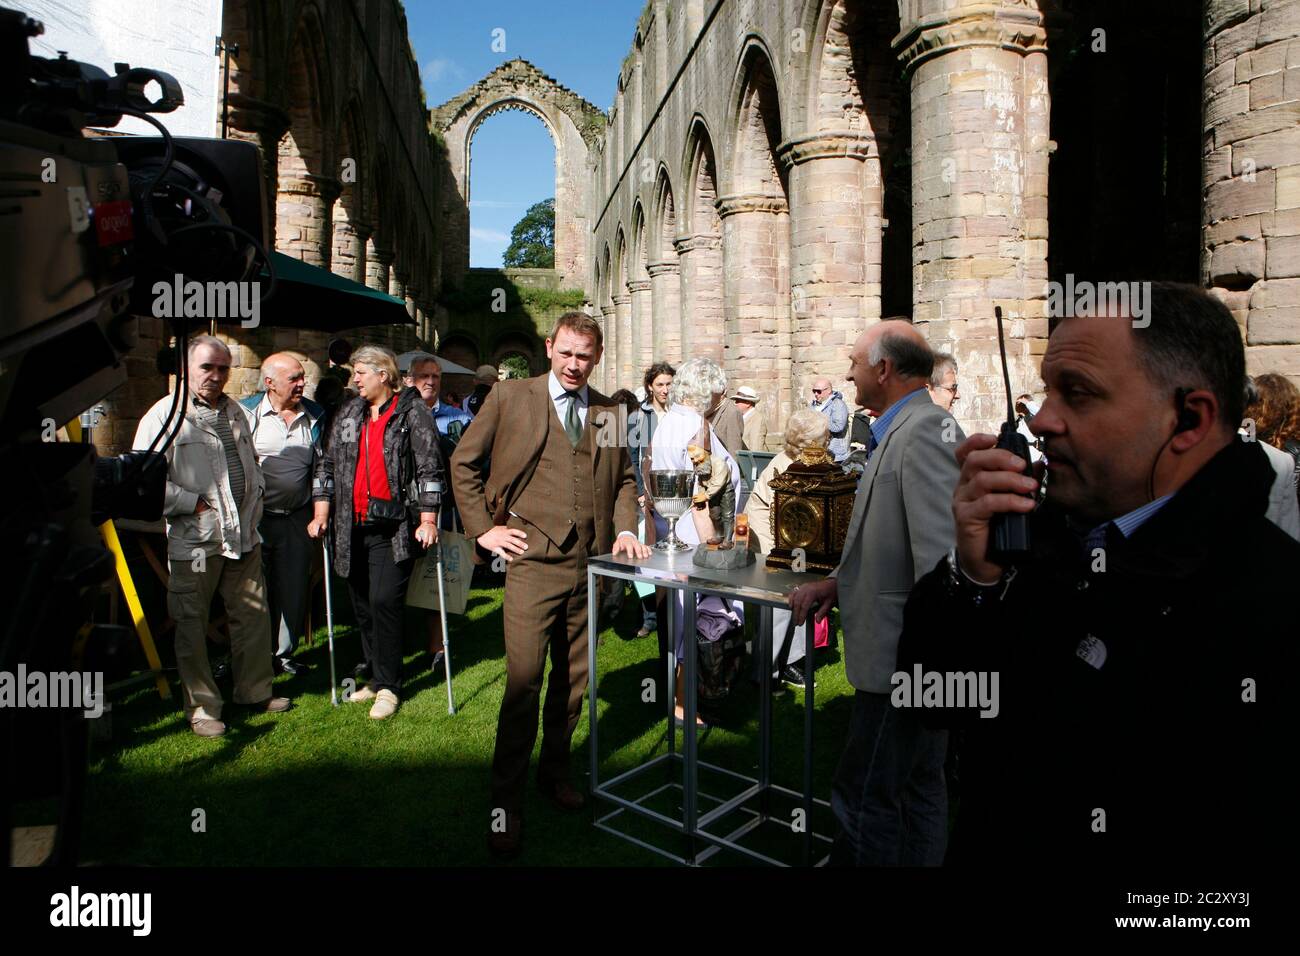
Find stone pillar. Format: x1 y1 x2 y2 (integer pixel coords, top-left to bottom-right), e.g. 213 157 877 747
613 293 633 392
778 131 877 436
367 240 393 294
717 194 792 444
647 259 681 363
277 174 340 268
895 3 1050 436
1203 0 1300 381
673 233 723 362
628 279 653 377
601 305 618 393
226 99 289 248
332 218 369 285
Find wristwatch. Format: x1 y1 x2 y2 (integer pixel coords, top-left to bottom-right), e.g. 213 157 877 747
945 548 1016 606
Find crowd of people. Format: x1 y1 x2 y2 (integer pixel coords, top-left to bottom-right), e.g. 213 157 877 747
134 283 1299 866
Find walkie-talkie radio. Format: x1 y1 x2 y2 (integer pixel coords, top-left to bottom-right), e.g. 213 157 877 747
987 305 1035 564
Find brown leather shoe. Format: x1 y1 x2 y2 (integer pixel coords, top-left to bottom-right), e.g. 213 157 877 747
538 777 586 812
248 696 292 713
192 718 226 737
487 811 524 859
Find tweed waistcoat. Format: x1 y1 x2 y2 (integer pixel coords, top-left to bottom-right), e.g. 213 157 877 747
512 396 596 549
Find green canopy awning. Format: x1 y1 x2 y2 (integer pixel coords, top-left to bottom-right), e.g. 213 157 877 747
258 252 415 332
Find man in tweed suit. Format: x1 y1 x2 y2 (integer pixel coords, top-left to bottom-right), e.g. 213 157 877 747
451 312 648 858
791 321 962 866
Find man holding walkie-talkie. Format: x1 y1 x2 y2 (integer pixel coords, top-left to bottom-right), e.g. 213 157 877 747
897 282 1296 869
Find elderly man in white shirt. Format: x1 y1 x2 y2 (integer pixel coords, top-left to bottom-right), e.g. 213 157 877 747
240 353 326 675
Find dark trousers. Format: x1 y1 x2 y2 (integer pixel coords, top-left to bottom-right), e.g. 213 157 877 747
259 505 313 658
830 690 949 866
346 525 413 695
490 519 592 813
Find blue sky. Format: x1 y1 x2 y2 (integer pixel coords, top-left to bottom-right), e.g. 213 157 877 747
406 0 647 266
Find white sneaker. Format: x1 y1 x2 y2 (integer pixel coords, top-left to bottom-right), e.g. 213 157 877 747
348 684 377 703
369 689 399 719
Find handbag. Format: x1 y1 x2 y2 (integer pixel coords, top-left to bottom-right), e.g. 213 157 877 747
363 412 405 525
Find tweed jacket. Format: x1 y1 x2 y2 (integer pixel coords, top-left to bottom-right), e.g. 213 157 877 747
450 373 639 557
832 395 963 692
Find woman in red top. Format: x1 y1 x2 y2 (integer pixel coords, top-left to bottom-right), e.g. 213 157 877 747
308 346 443 719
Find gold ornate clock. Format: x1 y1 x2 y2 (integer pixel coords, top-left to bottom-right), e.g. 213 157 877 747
766 445 858 573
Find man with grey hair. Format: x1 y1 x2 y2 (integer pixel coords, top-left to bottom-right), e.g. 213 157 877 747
240 352 327 675
927 352 960 413
133 335 290 737
810 375 850 462
791 320 959 865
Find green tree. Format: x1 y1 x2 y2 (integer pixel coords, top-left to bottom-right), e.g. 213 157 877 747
500 355 530 379
502 198 555 268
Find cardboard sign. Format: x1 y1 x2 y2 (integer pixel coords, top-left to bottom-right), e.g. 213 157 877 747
406 531 474 614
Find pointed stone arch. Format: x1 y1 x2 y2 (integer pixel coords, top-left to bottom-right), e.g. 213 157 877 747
678 117 725 363
722 39 791 443
432 59 605 289
649 167 682 362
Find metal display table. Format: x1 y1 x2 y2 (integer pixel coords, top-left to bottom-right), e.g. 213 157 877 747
586 548 832 866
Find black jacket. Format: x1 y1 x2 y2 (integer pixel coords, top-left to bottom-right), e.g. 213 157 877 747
898 437 1298 868
312 386 445 576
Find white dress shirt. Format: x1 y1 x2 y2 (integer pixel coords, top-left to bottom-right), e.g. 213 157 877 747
252 394 314 512
548 371 589 428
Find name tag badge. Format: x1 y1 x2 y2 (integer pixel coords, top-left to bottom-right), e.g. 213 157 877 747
1075 634 1107 670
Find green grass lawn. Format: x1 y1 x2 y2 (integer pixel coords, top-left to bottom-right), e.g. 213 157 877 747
74 583 853 866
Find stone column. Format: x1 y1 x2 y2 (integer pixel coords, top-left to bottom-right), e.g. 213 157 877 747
277 174 340 268
647 259 681 363
601 304 618 393
628 279 653 377
225 98 289 248
612 293 633 391
367 240 393 294
778 130 877 432
332 218 369 285
717 194 792 444
1203 0 1300 380
895 3 1050 436
389 270 408 350
673 233 723 362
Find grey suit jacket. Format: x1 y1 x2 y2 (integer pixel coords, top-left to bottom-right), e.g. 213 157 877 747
833 394 964 693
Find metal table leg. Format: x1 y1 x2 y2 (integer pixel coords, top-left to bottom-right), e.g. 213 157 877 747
588 566 600 824
758 604 773 820
803 629 815 866
683 587 698 864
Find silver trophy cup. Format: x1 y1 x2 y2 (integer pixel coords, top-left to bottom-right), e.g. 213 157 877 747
648 469 694 552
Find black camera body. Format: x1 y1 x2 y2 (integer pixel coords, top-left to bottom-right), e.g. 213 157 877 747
0 6 269 865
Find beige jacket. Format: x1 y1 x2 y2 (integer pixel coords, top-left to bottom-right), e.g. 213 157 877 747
742 407 767 452
133 392 264 560
742 450 792 555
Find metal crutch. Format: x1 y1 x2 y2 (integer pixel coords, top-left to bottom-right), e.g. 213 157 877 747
434 539 455 715
322 531 339 707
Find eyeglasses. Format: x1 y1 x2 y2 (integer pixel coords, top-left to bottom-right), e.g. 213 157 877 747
935 383 960 394
812 388 828 395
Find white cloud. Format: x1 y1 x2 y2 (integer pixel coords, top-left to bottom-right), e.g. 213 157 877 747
470 228 511 244
422 57 466 87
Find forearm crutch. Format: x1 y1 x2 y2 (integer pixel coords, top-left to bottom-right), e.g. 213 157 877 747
322 531 339 707
434 540 455 715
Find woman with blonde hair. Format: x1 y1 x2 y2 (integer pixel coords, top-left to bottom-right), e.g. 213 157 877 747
645 357 744 724
308 345 444 719
743 408 831 688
